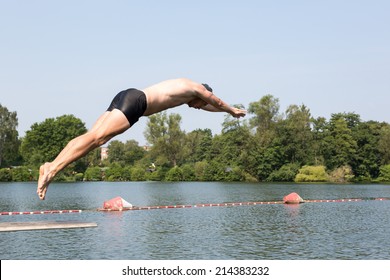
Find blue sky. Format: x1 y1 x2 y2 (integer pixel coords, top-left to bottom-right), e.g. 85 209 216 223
1 0 389 145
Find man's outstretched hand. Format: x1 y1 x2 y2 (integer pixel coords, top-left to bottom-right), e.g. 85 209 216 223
231 107 247 118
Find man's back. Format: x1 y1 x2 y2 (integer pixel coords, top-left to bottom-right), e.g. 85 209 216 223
142 78 199 116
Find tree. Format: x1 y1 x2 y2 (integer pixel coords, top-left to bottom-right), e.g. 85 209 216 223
377 164 390 182
246 95 284 180
183 129 213 163
20 115 87 167
350 120 383 179
107 140 145 166
144 112 185 167
248 94 280 145
378 124 390 165
323 114 357 170
278 104 313 164
311 117 328 166
165 166 183 181
267 163 300 182
107 140 125 164
0 104 20 167
144 112 169 145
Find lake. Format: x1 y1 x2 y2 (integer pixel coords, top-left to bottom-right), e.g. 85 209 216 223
1 181 390 260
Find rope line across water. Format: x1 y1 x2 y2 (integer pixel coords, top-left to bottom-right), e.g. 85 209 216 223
1 197 389 215
0 210 82 216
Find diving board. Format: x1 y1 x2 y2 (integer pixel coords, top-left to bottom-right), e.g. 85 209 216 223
0 221 97 232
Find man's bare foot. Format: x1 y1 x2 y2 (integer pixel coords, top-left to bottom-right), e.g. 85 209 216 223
37 163 55 200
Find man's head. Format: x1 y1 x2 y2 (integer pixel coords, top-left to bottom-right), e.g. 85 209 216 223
202 83 213 92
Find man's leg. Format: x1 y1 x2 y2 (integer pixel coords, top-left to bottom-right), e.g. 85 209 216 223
37 109 130 200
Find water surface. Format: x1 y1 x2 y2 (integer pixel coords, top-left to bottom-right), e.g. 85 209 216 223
1 182 390 260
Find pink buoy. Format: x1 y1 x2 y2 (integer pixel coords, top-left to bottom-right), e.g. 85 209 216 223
103 197 133 210
283 192 304 204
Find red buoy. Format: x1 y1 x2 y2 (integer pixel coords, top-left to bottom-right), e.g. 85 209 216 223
103 197 133 210
283 192 304 204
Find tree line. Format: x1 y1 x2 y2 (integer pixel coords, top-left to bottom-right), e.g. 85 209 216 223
1 95 390 183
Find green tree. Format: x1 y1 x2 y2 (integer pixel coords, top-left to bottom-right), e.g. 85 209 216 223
377 164 390 182
183 129 212 163
105 162 125 181
107 140 145 165
107 140 125 164
247 95 285 181
248 94 280 132
278 104 313 164
350 120 383 180
144 112 185 167
0 104 20 167
181 163 196 181
84 166 102 181
323 114 357 170
206 118 253 180
165 166 183 181
11 166 32 181
144 112 168 144
194 161 209 181
131 166 147 181
378 124 390 165
123 140 146 165
20 115 87 167
0 168 12 181
267 163 300 182
311 117 328 166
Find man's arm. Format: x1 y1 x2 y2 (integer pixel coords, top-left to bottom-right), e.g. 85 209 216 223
200 104 225 112
201 103 247 118
195 84 247 118
194 84 232 113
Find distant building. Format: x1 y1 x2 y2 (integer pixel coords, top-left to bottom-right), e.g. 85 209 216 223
101 147 109 161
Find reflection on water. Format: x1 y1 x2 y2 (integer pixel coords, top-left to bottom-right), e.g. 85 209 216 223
1 182 390 259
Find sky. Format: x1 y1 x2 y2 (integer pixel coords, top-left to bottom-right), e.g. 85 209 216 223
1 0 389 146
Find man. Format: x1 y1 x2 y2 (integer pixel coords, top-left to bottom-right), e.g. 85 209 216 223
37 78 247 200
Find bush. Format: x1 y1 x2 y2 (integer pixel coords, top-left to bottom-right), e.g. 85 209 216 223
203 161 225 181
0 168 12 181
105 163 124 181
12 166 32 181
131 167 147 181
328 165 354 183
165 166 183 181
147 167 166 181
181 164 195 181
74 173 84 181
267 163 300 182
243 172 258 182
295 165 328 182
224 166 245 181
84 167 102 181
121 166 132 181
194 161 208 181
377 164 390 182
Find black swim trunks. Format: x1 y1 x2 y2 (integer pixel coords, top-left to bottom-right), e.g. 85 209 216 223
106 88 147 125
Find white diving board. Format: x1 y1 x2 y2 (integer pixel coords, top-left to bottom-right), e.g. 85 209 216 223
0 221 97 232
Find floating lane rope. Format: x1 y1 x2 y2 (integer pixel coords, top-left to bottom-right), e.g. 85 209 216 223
97 194 390 212
0 210 82 216
118 201 285 212
1 193 389 215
